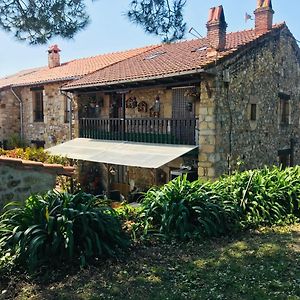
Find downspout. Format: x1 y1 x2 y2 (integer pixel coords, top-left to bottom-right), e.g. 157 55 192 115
11 87 24 140
224 81 233 175
60 90 73 140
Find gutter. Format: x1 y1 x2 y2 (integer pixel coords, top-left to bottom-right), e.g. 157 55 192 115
10 87 24 140
60 90 73 140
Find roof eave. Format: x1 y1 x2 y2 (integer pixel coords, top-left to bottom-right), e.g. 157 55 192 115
62 68 211 92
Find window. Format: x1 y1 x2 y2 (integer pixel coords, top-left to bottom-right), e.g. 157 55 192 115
279 92 290 125
33 90 44 122
64 97 71 123
280 100 289 124
250 103 257 121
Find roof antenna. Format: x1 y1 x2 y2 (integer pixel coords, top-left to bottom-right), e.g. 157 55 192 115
189 27 203 39
245 12 253 22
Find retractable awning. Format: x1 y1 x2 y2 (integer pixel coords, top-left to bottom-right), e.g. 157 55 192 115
47 138 198 169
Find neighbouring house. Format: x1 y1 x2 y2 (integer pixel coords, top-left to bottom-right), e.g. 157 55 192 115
47 0 300 198
0 44 156 148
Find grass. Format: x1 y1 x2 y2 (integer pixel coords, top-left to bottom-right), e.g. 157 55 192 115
0 223 299 300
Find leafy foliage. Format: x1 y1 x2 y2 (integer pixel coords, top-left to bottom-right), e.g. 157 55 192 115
141 176 239 239
0 0 89 44
141 167 300 239
0 0 189 44
128 0 186 42
0 146 69 165
214 167 300 228
0 191 129 271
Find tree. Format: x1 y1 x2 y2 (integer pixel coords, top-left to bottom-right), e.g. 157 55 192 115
127 0 186 43
0 0 89 44
0 0 187 44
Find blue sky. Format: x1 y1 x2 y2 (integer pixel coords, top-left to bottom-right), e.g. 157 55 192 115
0 0 299 77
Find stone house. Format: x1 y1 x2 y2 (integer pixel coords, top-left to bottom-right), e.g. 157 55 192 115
47 0 300 197
0 45 156 148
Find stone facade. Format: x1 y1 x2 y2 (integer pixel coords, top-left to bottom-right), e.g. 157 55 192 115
0 90 20 144
199 26 300 179
0 82 76 148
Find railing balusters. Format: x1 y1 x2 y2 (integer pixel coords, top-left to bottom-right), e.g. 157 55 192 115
79 117 197 145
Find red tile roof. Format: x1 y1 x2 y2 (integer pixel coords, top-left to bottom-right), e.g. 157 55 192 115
0 156 75 176
64 23 285 90
0 45 157 90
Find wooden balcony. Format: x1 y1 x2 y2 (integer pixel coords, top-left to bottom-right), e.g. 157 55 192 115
79 118 198 145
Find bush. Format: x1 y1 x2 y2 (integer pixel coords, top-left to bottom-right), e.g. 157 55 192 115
140 166 300 240
141 176 239 239
0 191 129 271
0 147 69 165
214 167 300 228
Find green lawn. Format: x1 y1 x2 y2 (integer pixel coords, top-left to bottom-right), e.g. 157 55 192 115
1 224 299 300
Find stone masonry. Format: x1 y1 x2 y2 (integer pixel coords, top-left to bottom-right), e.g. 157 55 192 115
199 26 300 179
0 157 74 210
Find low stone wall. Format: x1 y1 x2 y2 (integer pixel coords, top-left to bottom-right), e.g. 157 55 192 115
0 165 56 209
0 157 74 210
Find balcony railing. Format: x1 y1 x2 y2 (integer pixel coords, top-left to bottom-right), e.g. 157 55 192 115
79 118 198 145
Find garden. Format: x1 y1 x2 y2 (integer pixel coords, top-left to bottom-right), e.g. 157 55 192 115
0 148 299 299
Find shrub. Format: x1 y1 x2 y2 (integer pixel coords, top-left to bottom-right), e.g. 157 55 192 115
141 176 239 239
140 166 300 240
214 167 300 228
0 191 129 271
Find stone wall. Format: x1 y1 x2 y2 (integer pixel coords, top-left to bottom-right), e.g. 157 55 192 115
0 157 74 210
0 164 56 210
0 82 76 148
198 27 300 179
77 88 173 119
0 90 20 143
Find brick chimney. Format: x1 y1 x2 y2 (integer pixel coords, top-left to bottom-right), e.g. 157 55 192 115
48 45 61 68
206 5 227 54
254 0 274 35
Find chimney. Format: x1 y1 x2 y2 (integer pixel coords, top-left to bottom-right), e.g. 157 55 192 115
48 44 61 68
254 0 274 35
206 5 227 54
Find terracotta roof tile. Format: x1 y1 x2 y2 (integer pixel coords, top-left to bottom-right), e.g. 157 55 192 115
65 24 285 89
0 156 75 176
0 45 157 90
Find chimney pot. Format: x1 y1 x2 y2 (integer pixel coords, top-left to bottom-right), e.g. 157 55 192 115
206 6 227 53
254 0 274 35
48 44 61 68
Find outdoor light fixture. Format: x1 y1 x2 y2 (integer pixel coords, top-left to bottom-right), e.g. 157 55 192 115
153 95 160 113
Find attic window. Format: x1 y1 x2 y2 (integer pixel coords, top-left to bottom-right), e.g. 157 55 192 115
191 46 208 52
144 51 166 60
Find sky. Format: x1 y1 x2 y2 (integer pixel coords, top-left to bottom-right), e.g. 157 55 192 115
0 0 299 78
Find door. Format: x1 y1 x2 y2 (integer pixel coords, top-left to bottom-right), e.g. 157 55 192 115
109 93 123 134
172 87 196 144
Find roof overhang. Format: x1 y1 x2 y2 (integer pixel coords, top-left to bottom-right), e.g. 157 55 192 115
62 68 216 93
47 138 198 169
